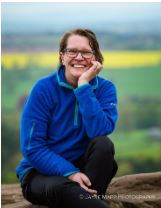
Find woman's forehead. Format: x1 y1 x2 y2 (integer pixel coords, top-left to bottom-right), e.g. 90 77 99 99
67 35 92 49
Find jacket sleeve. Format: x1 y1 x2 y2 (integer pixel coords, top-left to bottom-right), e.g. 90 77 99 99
21 80 79 176
74 80 118 138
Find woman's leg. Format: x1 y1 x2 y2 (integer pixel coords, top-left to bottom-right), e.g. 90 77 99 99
83 136 118 197
21 169 111 208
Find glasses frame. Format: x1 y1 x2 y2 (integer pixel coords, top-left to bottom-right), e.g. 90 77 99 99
64 48 95 59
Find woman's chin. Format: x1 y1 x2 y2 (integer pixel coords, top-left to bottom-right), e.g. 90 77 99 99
72 71 84 78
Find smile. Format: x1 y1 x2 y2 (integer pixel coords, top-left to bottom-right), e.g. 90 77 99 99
72 64 86 68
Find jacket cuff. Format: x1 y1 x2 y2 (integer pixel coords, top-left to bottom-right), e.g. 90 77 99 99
63 170 80 177
74 83 90 93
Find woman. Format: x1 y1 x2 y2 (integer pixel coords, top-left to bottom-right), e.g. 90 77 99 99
16 28 118 208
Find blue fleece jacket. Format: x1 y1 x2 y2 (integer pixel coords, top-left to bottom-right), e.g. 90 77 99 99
16 66 118 181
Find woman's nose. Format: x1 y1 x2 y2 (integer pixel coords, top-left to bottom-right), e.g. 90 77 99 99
75 52 84 60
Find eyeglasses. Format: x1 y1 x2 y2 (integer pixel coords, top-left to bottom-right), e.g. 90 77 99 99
64 48 95 59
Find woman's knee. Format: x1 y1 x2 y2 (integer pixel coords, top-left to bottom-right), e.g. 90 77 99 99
45 176 79 195
91 136 115 155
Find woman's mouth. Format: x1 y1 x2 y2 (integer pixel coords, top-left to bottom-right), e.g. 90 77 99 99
72 64 86 68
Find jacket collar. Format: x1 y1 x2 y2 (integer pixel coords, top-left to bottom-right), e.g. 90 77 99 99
56 65 98 90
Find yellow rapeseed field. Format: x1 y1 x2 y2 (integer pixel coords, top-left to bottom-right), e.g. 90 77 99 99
1 51 161 69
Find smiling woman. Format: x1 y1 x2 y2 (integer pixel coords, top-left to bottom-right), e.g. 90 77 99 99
15 28 118 208
59 34 102 88
58 29 105 88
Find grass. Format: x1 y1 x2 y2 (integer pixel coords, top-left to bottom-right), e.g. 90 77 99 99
2 64 161 112
101 65 161 99
111 130 161 160
110 129 161 176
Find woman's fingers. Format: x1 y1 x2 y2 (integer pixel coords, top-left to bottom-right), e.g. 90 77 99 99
80 183 97 194
91 61 102 73
80 174 97 194
81 173 91 186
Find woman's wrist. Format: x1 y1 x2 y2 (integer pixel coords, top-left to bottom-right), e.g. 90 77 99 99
78 78 88 87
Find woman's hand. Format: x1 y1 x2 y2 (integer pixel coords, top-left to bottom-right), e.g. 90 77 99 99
78 61 102 87
68 172 97 195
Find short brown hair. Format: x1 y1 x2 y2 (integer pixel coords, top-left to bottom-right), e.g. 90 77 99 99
59 28 104 65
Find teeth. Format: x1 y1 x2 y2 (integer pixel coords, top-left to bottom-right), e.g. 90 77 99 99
73 64 85 68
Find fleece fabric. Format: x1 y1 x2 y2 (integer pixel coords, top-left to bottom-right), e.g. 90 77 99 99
16 66 118 181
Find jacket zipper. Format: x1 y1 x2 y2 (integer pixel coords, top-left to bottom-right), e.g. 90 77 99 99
28 122 35 149
74 100 79 126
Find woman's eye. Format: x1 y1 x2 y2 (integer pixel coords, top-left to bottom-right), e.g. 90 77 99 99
69 50 77 53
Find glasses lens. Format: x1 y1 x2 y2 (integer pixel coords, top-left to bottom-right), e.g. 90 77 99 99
82 51 93 58
66 49 77 57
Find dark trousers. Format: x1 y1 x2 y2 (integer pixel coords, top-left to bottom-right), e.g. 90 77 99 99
21 136 118 208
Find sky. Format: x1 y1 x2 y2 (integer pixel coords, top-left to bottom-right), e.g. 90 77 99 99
2 2 161 33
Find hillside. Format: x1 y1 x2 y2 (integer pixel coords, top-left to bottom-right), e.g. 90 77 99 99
2 31 161 53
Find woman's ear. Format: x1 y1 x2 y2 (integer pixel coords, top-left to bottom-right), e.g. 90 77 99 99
60 52 64 65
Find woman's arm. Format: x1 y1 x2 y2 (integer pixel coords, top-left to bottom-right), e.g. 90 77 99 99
21 80 79 176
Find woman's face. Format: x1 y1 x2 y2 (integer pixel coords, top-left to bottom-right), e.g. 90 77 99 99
60 35 96 79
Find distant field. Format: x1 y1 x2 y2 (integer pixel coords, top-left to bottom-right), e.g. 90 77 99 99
101 65 161 99
2 51 161 69
2 64 161 112
111 130 161 160
110 129 161 175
